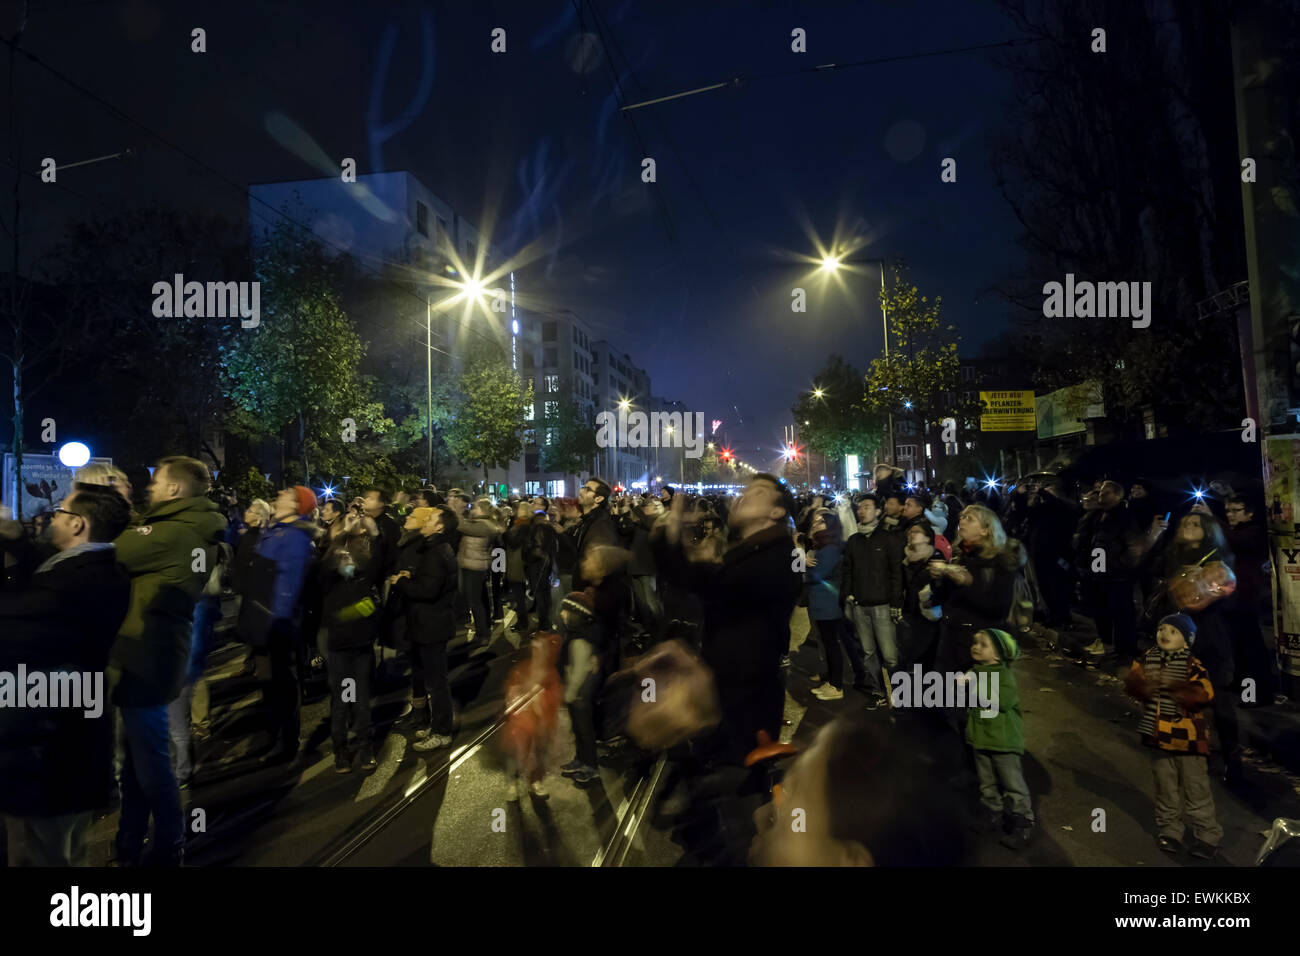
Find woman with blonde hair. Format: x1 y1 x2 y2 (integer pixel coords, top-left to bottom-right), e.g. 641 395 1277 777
74 462 133 508
928 503 1024 693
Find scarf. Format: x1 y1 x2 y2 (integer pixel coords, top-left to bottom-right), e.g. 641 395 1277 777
35 540 115 574
1136 646 1190 740
859 518 880 536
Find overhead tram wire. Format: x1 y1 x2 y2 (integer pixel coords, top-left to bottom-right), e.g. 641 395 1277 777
0 33 513 358
588 0 732 252
621 36 1047 113
574 0 677 246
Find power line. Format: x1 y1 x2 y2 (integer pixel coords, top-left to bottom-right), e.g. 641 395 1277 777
621 36 1045 112
0 32 509 356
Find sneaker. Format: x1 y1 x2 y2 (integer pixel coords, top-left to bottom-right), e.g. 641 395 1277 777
413 733 453 751
1156 835 1182 855
413 726 433 740
811 683 843 701
779 655 791 668
980 811 1005 834
506 778 522 802
529 779 549 799
566 765 599 786
560 759 583 773
866 695 889 710
359 748 378 772
1187 838 1218 860
334 754 353 774
1082 639 1105 656
999 819 1034 849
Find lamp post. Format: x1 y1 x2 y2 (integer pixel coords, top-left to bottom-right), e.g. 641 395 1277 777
820 255 893 467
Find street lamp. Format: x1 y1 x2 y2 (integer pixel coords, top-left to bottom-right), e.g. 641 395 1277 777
819 253 893 468
424 275 492 483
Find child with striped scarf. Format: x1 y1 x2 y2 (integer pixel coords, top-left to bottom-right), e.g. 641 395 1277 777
1123 613 1223 859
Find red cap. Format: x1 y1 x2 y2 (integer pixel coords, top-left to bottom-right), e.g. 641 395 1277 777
293 485 318 517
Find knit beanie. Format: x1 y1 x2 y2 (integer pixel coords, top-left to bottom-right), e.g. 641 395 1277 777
293 485 318 517
1158 613 1197 646
561 589 597 621
982 628 1021 663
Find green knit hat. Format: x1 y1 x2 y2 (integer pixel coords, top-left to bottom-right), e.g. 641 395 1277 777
982 628 1020 663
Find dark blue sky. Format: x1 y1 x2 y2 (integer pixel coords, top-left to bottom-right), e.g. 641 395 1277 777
12 0 1025 461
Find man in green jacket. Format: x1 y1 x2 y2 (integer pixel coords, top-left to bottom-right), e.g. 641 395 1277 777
111 456 226 867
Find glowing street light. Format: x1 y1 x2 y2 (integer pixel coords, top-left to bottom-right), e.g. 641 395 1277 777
58 442 91 468
820 255 840 273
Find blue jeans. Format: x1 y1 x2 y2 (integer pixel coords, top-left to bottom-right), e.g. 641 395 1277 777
849 603 898 698
117 704 185 865
169 596 219 784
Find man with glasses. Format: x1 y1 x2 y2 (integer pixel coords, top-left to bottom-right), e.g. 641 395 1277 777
0 487 132 865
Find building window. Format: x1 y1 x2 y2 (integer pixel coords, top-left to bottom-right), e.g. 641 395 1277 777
545 427 557 446
524 427 536 446
543 321 557 342
593 373 599 386
523 352 535 370
525 481 541 495
544 347 557 367
524 403 535 421
897 444 918 460
546 479 565 498
544 374 559 393
436 217 447 246
544 401 558 419
415 201 429 237
962 366 976 382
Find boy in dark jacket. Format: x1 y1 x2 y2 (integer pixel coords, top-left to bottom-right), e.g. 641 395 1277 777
965 628 1032 848
840 495 903 708
1124 613 1222 858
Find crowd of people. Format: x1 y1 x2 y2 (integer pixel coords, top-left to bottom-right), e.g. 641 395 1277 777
0 453 1285 867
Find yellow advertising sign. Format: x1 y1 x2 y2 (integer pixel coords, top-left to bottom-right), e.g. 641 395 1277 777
979 390 1036 432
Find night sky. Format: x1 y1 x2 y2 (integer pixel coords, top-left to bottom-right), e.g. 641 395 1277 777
10 0 1024 459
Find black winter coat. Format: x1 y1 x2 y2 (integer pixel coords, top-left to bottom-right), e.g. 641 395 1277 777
318 531 382 650
394 532 459 644
931 541 1022 631
0 544 130 815
653 523 802 763
840 525 904 608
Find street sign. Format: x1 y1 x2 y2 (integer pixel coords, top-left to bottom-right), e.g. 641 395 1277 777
979 390 1036 432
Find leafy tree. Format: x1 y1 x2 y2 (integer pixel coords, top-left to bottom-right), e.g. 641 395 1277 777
862 263 977 474
540 386 598 477
792 354 888 479
39 206 247 470
991 0 1248 431
219 218 392 481
443 346 534 482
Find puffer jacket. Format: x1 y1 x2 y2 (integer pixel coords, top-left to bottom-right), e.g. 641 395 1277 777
456 516 497 572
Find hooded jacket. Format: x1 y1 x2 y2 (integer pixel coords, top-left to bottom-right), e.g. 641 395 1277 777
254 516 318 622
456 515 498 572
964 661 1023 754
110 496 228 706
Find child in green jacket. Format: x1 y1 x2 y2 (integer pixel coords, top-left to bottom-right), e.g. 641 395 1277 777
965 628 1033 848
